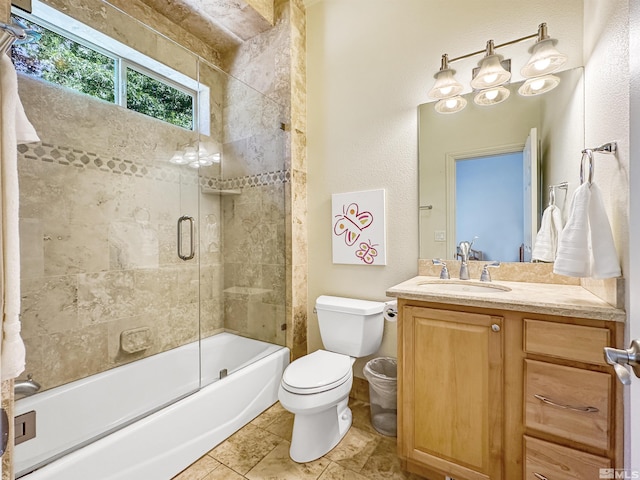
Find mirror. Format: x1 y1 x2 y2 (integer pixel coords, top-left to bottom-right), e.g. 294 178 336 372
418 67 584 262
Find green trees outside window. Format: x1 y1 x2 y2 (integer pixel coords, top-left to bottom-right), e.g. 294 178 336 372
11 14 194 130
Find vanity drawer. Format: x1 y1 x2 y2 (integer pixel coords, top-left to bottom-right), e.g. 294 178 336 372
524 319 610 365
524 360 611 450
524 436 611 480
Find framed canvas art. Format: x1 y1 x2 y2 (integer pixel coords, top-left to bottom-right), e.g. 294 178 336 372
331 189 386 265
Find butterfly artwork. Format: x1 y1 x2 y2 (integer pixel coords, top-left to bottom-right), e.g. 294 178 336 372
331 189 386 265
355 240 378 264
333 203 374 246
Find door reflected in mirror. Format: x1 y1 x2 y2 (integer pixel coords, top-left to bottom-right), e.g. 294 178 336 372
418 67 584 262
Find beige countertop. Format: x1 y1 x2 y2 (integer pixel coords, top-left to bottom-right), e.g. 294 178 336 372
386 276 626 322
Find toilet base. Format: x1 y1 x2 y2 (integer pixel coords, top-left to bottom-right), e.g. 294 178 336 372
289 397 352 463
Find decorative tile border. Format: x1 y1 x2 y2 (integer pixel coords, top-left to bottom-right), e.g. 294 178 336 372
18 142 290 190
219 170 290 189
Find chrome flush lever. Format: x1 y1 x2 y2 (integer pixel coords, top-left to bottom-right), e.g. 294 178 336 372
604 339 640 385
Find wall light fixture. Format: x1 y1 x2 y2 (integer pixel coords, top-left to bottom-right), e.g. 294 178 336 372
428 23 567 114
170 141 221 168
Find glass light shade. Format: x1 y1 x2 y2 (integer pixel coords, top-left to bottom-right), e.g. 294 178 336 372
197 145 209 157
470 54 511 90
428 68 464 99
434 95 467 114
183 146 198 161
474 86 510 106
211 152 222 163
169 151 188 165
518 74 560 96
188 160 201 169
521 39 567 78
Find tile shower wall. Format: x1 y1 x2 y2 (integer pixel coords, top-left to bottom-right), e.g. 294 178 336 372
222 0 308 360
215 62 287 346
16 74 211 392
17 59 287 393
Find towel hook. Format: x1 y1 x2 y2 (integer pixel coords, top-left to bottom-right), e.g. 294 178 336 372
548 181 568 206
580 149 594 185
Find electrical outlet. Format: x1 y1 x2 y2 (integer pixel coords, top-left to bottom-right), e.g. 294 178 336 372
434 230 446 242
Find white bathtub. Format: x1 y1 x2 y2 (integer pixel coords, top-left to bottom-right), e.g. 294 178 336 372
15 332 289 479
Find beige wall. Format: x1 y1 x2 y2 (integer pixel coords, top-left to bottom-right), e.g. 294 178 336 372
305 0 631 378
583 0 630 283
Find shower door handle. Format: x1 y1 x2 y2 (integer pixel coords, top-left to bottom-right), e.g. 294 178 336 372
177 215 195 261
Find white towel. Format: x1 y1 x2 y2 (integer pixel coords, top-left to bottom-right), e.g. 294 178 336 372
1 53 39 381
553 183 591 277
589 183 621 278
532 204 564 262
553 182 621 278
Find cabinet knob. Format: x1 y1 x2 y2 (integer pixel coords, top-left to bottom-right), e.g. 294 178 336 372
491 324 500 332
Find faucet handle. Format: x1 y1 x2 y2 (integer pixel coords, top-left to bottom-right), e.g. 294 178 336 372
432 259 450 280
480 261 500 282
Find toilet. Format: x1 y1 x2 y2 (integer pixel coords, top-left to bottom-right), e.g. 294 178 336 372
278 295 385 463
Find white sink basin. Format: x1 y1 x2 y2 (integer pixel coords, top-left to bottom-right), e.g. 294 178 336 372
417 280 512 294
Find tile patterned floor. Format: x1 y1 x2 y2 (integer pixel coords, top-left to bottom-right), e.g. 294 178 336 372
172 399 424 480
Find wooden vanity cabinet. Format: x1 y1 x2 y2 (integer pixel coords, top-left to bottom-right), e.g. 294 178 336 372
522 318 623 480
396 299 624 480
399 304 504 480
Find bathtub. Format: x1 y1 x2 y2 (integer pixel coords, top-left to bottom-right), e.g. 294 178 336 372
15 332 289 479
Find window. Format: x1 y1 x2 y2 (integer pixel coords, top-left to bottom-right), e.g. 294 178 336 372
11 8 198 131
11 17 116 103
126 67 193 130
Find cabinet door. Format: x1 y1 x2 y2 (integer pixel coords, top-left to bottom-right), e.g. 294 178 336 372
401 306 503 480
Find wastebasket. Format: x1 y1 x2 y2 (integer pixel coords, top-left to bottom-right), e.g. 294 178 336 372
363 357 397 436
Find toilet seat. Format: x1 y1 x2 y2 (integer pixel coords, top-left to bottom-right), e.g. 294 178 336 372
282 350 352 395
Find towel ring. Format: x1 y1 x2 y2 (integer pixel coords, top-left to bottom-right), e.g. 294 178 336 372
549 187 556 206
580 149 594 184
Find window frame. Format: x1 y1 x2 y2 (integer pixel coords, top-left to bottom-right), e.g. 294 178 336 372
11 4 200 132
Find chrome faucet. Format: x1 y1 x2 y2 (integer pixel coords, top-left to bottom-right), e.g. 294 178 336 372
14 374 41 398
458 240 472 280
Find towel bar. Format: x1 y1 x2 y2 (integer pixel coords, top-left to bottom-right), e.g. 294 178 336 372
0 17 40 54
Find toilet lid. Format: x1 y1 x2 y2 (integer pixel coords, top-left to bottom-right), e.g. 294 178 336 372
282 350 352 394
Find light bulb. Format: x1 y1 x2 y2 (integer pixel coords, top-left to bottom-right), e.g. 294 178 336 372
435 95 467 114
485 89 499 100
439 86 453 96
445 98 458 108
169 151 188 165
530 78 546 91
482 73 498 85
534 58 551 72
183 146 198 161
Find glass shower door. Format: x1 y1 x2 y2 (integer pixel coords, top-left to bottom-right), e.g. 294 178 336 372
13 1 202 474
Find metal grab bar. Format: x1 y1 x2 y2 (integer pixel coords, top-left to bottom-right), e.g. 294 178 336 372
177 215 195 261
533 394 599 413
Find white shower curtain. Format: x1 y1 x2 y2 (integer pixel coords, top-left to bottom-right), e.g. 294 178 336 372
0 53 39 381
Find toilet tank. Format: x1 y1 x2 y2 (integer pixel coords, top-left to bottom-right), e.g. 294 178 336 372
315 295 385 357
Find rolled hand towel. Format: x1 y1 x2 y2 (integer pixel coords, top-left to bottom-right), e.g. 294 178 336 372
588 183 621 278
532 204 564 262
553 183 591 277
